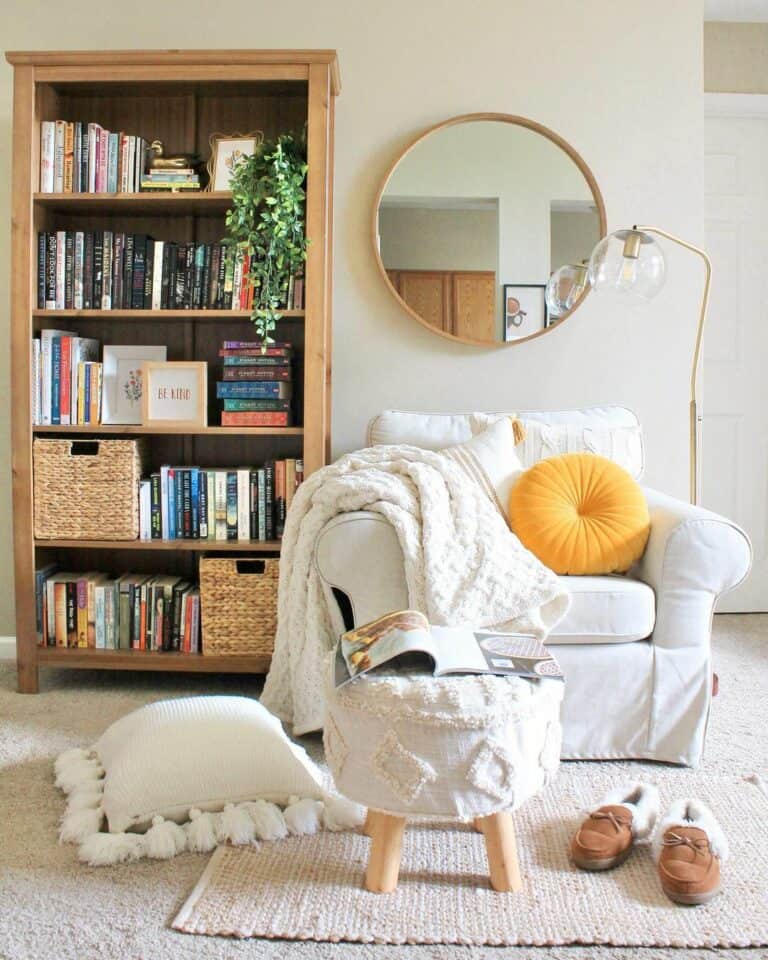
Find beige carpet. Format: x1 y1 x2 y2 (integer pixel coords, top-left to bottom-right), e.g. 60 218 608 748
1 614 766 960
171 771 768 948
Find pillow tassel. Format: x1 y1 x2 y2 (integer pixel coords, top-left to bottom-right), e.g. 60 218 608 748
145 815 187 859
284 796 324 835
78 832 145 866
185 808 219 853
217 803 256 846
240 799 288 841
322 794 366 832
59 806 104 844
65 779 104 814
54 747 93 779
55 755 104 795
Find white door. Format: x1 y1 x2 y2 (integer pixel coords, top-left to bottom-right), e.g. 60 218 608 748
703 95 768 611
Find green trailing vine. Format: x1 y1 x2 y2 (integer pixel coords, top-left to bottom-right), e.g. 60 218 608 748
224 132 308 344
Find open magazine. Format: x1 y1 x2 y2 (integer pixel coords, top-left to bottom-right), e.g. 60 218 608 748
333 609 564 688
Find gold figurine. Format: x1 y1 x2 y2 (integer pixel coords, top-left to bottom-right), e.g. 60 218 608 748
147 139 200 170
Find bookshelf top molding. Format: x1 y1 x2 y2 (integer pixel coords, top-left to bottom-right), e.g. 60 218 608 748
4 49 341 94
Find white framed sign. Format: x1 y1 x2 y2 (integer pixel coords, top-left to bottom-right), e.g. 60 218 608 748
142 361 208 428
102 345 168 425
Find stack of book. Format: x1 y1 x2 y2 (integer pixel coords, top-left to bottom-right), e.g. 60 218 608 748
39 120 147 194
36 568 201 653
140 167 201 192
32 329 101 426
216 340 293 427
138 460 303 542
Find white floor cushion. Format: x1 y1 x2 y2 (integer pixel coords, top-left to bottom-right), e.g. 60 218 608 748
548 576 655 646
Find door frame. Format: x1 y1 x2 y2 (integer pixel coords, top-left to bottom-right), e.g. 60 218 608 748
705 92 768 118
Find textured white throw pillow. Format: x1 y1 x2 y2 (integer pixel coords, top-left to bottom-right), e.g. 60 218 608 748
94 695 326 832
441 416 524 522
55 698 366 866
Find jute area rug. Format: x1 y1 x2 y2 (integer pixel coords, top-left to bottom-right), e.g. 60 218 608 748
173 769 768 948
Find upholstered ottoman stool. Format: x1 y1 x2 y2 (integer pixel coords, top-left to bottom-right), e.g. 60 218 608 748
324 672 563 893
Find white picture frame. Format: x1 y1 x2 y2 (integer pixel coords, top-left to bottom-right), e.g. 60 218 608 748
503 284 548 341
142 361 208 428
102 345 168 425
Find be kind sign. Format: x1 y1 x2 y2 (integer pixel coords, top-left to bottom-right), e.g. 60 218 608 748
142 361 208 428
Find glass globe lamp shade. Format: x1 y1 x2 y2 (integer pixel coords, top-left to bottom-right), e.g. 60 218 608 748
545 264 590 319
588 229 666 305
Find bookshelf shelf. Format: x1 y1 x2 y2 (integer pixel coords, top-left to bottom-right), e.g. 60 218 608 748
33 425 304 437
32 309 305 320
8 48 338 691
36 646 273 674
35 538 282 552
33 191 235 214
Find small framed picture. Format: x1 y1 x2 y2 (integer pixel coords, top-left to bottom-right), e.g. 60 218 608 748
503 284 548 341
142 361 208 428
102 345 168 425
206 131 263 192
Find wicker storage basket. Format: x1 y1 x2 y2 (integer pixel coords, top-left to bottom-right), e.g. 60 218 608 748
200 557 279 657
33 438 145 540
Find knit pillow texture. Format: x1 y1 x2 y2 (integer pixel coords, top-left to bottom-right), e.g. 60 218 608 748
441 416 525 522
509 453 650 576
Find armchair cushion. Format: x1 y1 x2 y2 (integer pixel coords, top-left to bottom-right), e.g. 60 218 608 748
549 575 655 646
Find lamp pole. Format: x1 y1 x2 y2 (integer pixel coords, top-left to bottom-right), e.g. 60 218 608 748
632 225 712 506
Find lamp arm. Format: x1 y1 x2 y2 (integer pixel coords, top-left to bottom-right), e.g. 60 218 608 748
633 224 712 505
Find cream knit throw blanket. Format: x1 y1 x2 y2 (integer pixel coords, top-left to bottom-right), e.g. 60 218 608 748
261 444 570 735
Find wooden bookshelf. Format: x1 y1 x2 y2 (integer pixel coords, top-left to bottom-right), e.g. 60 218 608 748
7 49 339 692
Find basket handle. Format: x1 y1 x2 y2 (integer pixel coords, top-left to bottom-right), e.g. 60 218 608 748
69 440 100 456
235 559 267 576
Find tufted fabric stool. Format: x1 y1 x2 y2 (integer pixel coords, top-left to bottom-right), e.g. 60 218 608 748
324 672 563 893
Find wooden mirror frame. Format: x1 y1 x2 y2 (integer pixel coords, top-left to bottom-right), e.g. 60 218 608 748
372 113 607 347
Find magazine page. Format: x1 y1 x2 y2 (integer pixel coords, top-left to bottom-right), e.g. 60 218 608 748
337 609 435 685
430 626 564 680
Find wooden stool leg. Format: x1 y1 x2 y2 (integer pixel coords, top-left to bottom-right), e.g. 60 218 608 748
473 817 484 834
364 811 407 893
362 810 373 837
478 812 522 892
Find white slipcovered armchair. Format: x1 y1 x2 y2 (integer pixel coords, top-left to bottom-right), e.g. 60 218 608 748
314 406 752 767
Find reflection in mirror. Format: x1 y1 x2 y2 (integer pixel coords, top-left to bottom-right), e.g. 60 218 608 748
375 117 605 345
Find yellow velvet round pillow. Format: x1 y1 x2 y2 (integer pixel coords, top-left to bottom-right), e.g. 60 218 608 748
509 453 650 575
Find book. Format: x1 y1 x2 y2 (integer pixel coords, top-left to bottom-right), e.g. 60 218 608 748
237 469 250 541
40 121 55 192
53 121 66 193
222 399 291 411
216 382 292 400
225 471 238 540
214 470 228 541
220 367 292 381
221 412 291 427
335 610 564 688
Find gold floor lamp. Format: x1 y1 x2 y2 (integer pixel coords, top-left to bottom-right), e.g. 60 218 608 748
585 226 712 506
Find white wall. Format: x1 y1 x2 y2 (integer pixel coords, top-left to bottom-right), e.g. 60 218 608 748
379 206 498 272
0 0 704 633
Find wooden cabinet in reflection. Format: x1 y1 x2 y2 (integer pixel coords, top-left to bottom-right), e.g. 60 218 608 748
386 270 496 341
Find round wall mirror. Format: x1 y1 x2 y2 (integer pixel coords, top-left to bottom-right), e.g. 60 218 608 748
373 114 606 346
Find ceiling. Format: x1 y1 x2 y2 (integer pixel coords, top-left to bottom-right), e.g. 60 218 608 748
705 0 768 20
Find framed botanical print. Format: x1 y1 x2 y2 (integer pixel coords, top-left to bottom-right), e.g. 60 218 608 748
102 345 167 425
206 131 263 192
142 361 208 428
503 284 548 341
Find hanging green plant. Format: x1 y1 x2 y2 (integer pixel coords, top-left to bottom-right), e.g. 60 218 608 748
224 132 308 345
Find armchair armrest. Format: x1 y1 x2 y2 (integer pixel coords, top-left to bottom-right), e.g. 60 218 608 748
635 487 752 597
633 488 751 765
